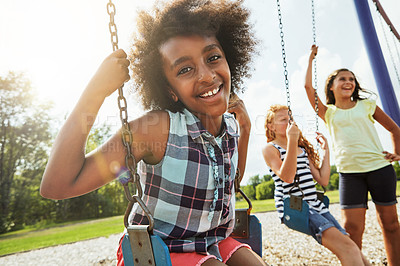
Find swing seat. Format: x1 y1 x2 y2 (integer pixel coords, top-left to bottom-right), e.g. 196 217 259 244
121 214 263 265
231 209 263 257
121 216 262 265
121 230 172 266
283 195 311 235
283 194 330 235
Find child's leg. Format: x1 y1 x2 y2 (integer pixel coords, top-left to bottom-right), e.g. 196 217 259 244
218 237 266 266
321 227 370 266
339 171 369 249
341 208 366 248
197 247 267 266
225 247 266 266
309 210 370 265
202 258 226 265
375 204 400 266
367 165 400 265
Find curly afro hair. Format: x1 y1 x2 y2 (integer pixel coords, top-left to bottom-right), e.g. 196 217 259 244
129 0 258 112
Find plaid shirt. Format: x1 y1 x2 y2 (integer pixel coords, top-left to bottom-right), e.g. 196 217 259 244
129 108 239 257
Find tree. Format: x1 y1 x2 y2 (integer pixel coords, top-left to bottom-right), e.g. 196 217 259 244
0 72 54 232
255 179 275 200
328 173 340 190
262 174 272 182
330 165 337 176
247 174 262 187
52 124 128 222
393 161 400 180
241 185 256 200
238 175 263 201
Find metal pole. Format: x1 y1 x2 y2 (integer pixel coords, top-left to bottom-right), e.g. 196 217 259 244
353 0 400 126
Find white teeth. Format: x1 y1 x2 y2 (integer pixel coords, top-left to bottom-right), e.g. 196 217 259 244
200 87 220 97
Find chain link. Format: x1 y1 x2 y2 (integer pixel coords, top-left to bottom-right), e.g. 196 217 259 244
107 0 154 230
106 1 119 52
276 0 293 122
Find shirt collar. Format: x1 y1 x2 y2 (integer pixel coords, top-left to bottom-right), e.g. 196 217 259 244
183 108 239 142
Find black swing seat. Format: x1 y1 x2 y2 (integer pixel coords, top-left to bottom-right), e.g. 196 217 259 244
282 191 329 235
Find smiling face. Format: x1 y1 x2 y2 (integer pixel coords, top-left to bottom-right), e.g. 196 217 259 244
330 70 356 101
160 35 231 133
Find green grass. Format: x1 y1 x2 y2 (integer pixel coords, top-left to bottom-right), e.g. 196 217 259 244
0 215 124 256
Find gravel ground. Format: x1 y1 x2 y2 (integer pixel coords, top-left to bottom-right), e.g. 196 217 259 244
1 201 396 266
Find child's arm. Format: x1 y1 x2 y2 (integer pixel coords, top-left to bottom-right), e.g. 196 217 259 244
261 123 300 183
304 45 327 122
309 133 330 187
40 50 169 200
228 95 251 182
373 106 400 162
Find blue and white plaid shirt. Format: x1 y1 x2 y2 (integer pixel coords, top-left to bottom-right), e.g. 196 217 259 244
129 108 239 256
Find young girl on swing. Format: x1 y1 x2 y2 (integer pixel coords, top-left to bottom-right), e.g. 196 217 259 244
40 0 265 265
305 45 400 266
262 104 371 265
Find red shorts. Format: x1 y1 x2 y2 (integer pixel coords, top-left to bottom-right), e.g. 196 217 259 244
117 236 250 266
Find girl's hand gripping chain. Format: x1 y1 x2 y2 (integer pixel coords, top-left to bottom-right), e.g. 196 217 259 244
309 44 318 62
228 92 251 182
87 49 130 98
286 121 300 143
315 132 328 151
228 92 251 132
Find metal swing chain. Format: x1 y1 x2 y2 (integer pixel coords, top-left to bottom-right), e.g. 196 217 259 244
311 0 319 133
276 0 293 122
376 8 400 88
106 0 154 231
276 0 304 193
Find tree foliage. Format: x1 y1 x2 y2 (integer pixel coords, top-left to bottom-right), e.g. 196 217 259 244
0 72 128 234
255 179 274 200
0 72 54 232
53 125 127 222
393 161 400 180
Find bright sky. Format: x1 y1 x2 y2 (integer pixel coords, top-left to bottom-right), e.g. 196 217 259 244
1 0 399 184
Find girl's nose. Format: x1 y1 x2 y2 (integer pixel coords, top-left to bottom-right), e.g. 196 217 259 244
197 64 216 83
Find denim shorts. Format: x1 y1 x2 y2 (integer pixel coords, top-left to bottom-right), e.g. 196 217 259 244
339 164 397 209
308 209 348 244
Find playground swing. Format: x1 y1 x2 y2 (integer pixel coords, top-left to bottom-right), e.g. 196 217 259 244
275 0 329 236
105 1 262 265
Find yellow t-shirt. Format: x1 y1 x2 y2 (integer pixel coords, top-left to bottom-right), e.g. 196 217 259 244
325 99 390 173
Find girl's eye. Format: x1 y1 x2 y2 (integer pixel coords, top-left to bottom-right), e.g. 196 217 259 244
208 54 221 63
177 67 192 76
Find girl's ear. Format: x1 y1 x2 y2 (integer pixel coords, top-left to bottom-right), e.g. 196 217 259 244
168 87 179 102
